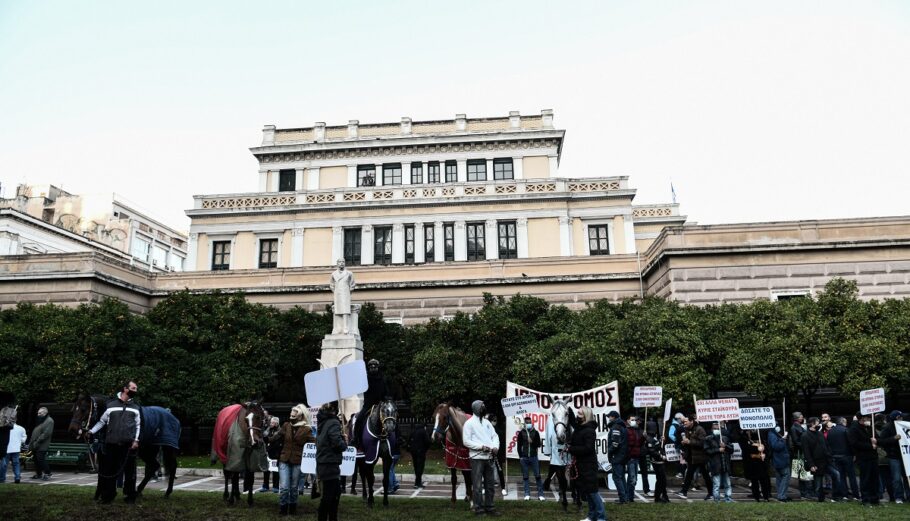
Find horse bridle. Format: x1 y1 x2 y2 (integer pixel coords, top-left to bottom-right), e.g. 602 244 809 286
70 395 96 435
378 403 396 439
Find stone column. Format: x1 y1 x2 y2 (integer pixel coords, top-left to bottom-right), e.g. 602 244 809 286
623 215 637 254
548 155 559 178
332 226 343 263
434 221 444 262
347 165 357 187
485 159 494 182
375 164 384 187
513 156 523 180
291 227 304 267
485 219 498 260
268 171 280 192
454 221 467 261
361 224 374 265
307 167 320 190
392 223 405 264
402 162 412 185
258 171 268 192
414 221 425 263
456 159 467 183
517 218 529 258
559 216 574 256
186 232 198 271
295 169 304 191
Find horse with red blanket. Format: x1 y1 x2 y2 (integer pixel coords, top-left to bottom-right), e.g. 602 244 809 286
211 401 268 506
432 403 473 506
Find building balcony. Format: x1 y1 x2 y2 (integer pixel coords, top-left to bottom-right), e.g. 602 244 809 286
190 176 634 214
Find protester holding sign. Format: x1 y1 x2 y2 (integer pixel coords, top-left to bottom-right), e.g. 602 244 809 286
848 412 880 506
644 422 669 503
877 411 905 504
569 407 606 521
767 423 791 502
273 404 315 516
704 421 733 503
742 430 771 501
316 402 347 521
676 415 711 500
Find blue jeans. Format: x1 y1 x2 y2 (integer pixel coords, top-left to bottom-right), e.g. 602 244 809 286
1 453 21 482
888 459 905 501
712 473 732 501
586 491 606 521
774 466 790 500
833 455 859 499
389 454 400 490
278 462 302 506
812 465 842 499
611 462 627 501
625 458 638 501
520 456 542 497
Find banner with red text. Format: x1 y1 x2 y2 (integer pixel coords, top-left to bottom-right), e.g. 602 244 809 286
695 398 741 422
504 381 620 465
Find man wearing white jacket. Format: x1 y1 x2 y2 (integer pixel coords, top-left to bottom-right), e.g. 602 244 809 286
463 400 501 516
2 414 27 483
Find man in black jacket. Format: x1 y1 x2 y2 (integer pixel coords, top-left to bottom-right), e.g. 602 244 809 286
801 417 841 502
877 411 905 504
88 381 141 504
828 417 860 500
788 411 814 500
516 416 544 501
606 411 630 504
316 402 347 521
847 412 880 506
408 423 429 489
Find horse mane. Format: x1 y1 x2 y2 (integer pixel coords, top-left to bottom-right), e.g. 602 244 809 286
446 405 470 446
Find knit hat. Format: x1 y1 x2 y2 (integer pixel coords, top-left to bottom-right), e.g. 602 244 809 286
889 410 904 420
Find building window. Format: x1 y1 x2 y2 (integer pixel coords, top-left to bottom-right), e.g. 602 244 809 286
424 224 435 262
445 161 457 183
771 290 811 302
588 225 609 255
343 229 361 265
444 223 455 261
493 158 514 180
498 221 517 259
279 169 296 192
404 225 415 264
383 163 402 185
374 226 393 265
259 239 278 268
467 160 487 182
131 236 150 262
411 163 423 184
466 222 485 261
427 162 441 183
212 241 231 270
357 165 376 187
151 245 168 267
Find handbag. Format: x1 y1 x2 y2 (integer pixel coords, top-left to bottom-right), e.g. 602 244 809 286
791 458 813 481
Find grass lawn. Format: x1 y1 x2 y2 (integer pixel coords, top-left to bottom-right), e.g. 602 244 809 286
2 485 907 521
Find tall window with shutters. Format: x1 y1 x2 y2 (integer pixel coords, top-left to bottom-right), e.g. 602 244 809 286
498 221 517 259
374 226 393 265
588 225 610 255
466 222 486 261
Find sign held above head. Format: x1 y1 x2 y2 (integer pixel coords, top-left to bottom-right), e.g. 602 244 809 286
305 360 368 408
633 386 663 408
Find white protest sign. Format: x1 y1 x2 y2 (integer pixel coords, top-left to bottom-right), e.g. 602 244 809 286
695 398 741 422
739 407 777 430
896 420 910 479
505 381 620 467
664 444 679 462
859 388 886 416
663 398 673 423
309 407 321 430
300 442 357 476
501 394 540 418
731 442 742 461
633 386 663 408
268 458 278 473
304 360 368 407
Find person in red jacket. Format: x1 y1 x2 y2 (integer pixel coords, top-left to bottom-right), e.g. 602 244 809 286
624 415 644 503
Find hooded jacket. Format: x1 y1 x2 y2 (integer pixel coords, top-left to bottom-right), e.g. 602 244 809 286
606 417 629 464
568 420 599 495
462 401 498 460
276 422 315 464
315 408 347 480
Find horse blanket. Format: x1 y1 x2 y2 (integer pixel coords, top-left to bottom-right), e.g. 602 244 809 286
361 420 396 465
140 406 181 449
212 404 242 465
444 438 471 471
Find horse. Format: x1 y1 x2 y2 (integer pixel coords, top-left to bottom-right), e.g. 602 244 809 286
432 403 473 507
211 401 268 507
69 393 180 499
543 398 582 512
356 400 397 508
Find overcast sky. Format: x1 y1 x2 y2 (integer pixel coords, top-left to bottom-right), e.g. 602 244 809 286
1 1 908 231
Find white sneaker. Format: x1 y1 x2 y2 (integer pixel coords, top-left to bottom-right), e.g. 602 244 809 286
645 491 654 497
538 496 546 501
524 495 530 500
896 499 904 504
501 489 507 497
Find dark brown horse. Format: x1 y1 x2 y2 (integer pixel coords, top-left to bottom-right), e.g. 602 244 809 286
432 403 473 507
211 401 267 507
69 393 180 499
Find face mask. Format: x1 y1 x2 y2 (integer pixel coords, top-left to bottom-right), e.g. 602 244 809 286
127 390 137 398
629 421 637 428
774 426 781 433
525 423 532 430
713 429 721 436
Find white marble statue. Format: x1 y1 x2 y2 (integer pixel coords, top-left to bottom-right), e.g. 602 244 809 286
329 258 356 335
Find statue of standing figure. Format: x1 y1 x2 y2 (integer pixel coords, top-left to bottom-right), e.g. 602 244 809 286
329 258 357 335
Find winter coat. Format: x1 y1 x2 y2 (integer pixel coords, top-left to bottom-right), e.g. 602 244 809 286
7 424 26 454
768 430 790 470
315 412 347 480
877 422 903 460
568 420 599 495
645 434 665 465
606 418 629 464
847 421 877 462
30 416 54 452
668 419 683 449
682 423 707 466
801 428 832 475
704 433 733 475
789 421 807 457
627 427 643 460
516 427 541 458
276 422 315 464
826 424 852 458
742 435 769 479
92 398 141 445
408 425 429 456
264 426 283 460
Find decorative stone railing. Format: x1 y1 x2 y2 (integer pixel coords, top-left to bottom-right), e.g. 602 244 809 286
194 177 630 211
632 204 679 218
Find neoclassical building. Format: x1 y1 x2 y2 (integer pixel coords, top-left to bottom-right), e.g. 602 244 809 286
1 111 909 319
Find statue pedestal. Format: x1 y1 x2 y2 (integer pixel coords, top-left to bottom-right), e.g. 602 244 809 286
320 330 363 420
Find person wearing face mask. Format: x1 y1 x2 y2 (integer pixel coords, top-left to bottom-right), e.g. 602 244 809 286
516 415 544 501
801 417 841 502
788 411 814 500
742 429 771 501
352 359 389 450
644 420 669 503
827 416 860 501
260 416 281 493
624 415 644 503
605 410 629 504
768 422 791 501
462 400 501 516
848 412 880 506
87 381 141 504
676 414 711 500
29 407 54 481
274 404 315 515
877 411 905 504
704 421 733 502
568 407 605 521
